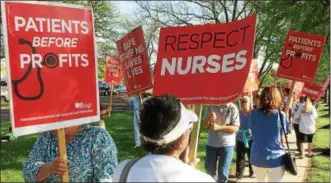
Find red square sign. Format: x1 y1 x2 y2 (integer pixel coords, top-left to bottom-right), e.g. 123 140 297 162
2 1 99 136
276 30 326 82
116 26 153 96
153 15 257 104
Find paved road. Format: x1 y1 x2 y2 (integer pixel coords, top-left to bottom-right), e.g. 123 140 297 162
0 95 133 122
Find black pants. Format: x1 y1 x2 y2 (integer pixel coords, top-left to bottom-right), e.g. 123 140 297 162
293 124 301 152
236 140 253 179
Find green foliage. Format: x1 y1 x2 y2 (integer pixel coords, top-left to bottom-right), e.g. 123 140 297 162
248 0 330 83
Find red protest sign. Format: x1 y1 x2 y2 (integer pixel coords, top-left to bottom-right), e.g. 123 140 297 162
2 1 99 136
276 30 326 82
105 56 121 85
116 26 153 96
153 14 257 104
242 58 259 94
301 82 323 100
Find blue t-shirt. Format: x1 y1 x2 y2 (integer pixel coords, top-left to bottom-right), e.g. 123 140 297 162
248 109 286 168
236 112 252 142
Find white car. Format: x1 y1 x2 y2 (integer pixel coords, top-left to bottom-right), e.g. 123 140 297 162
113 85 127 95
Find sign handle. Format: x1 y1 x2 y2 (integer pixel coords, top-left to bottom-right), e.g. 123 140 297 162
138 93 143 105
285 81 296 117
56 128 69 182
108 85 114 116
188 104 202 166
249 91 253 109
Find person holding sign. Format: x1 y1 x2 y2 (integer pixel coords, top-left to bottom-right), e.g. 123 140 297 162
23 125 117 182
297 96 318 158
203 103 240 182
235 96 254 182
248 86 289 182
112 95 215 182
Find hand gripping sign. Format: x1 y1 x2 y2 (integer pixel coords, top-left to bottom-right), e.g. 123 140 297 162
276 30 326 83
153 14 257 104
2 1 100 136
105 56 122 85
116 26 153 96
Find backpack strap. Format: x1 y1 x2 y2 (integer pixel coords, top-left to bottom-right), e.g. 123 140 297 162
278 110 291 153
119 159 140 182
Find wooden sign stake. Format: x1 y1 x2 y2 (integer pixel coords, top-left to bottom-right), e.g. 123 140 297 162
249 91 254 109
138 93 143 105
56 128 69 182
188 104 202 166
285 80 296 117
108 85 114 116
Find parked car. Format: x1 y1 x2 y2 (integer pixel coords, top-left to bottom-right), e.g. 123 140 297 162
113 85 127 95
98 80 111 96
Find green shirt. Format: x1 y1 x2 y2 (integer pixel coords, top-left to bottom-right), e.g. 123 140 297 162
5 132 16 141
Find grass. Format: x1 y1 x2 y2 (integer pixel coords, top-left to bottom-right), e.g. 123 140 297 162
0 107 240 182
307 103 330 182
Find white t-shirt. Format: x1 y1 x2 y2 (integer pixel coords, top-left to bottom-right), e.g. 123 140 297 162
291 103 304 124
112 154 215 182
298 105 318 134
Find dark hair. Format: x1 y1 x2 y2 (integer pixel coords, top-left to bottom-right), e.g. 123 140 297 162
299 95 305 103
139 95 182 154
259 86 282 114
8 127 12 132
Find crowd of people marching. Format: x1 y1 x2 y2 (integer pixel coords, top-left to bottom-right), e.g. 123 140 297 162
20 86 318 182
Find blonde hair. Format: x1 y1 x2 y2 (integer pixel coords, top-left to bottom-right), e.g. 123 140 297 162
305 96 312 113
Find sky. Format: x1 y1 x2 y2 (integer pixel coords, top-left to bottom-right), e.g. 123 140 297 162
112 1 138 18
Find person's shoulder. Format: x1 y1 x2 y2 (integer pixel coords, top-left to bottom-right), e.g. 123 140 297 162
228 103 239 111
178 164 215 182
112 159 131 182
38 131 52 139
251 108 260 115
85 125 114 141
279 110 286 116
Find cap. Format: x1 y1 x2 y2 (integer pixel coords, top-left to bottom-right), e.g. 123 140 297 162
143 102 198 145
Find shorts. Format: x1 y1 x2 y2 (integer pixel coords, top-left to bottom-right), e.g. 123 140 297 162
299 132 314 143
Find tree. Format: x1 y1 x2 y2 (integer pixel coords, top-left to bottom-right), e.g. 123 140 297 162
248 0 330 84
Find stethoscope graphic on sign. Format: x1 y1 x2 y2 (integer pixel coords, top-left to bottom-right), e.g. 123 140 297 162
12 38 59 100
280 44 302 69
